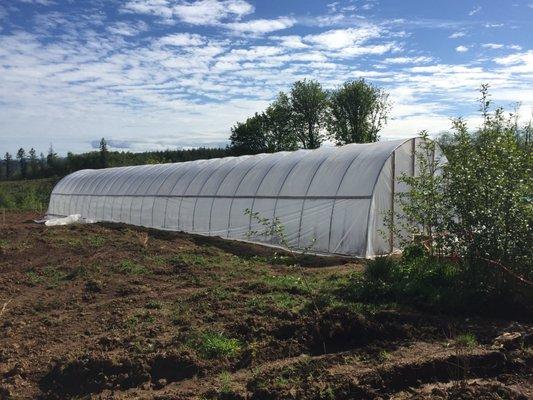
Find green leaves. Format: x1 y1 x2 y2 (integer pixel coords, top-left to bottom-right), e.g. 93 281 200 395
326 79 390 145
392 85 532 285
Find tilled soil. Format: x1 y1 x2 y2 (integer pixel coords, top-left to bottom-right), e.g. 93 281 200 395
0 211 531 399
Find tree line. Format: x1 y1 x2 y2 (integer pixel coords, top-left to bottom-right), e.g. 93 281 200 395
229 78 390 155
1 139 230 181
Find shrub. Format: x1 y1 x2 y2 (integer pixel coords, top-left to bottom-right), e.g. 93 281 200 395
385 85 532 308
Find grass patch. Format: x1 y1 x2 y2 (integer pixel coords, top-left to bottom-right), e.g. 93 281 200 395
269 292 307 312
262 274 310 294
87 235 106 247
219 371 234 394
169 301 191 325
454 333 477 348
192 331 242 359
116 260 150 275
25 266 68 288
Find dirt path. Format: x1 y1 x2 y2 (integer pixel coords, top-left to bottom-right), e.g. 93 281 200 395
1 211 531 399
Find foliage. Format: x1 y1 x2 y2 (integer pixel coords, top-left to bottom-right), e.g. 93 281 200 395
99 137 108 168
326 79 390 145
3 152 12 179
0 178 56 210
229 80 329 154
347 254 525 313
377 85 532 311
264 92 299 152
290 79 328 149
443 86 532 275
229 113 269 155
454 333 477 348
384 131 451 257
16 148 27 179
1 144 231 181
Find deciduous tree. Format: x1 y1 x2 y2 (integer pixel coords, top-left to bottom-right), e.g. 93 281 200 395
327 79 390 144
290 79 328 149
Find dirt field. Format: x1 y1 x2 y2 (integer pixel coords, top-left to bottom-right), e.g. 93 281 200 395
0 211 531 399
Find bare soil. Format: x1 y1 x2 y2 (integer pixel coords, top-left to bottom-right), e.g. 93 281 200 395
0 211 531 399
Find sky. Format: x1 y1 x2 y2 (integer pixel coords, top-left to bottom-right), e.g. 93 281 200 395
0 0 532 155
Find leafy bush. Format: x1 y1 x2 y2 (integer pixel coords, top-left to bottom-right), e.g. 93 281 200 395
352 256 464 310
385 85 532 308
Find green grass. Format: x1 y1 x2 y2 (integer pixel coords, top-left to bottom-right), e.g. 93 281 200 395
116 260 150 275
454 333 477 348
219 371 233 394
192 331 242 359
25 266 68 288
262 274 310 293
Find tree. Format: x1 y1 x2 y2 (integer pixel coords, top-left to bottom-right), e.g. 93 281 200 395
28 148 38 177
290 79 328 149
99 138 108 168
16 148 27 179
264 92 299 152
39 152 46 177
229 113 268 155
46 144 59 176
327 79 390 145
4 152 12 179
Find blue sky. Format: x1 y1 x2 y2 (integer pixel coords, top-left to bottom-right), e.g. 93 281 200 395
0 0 532 155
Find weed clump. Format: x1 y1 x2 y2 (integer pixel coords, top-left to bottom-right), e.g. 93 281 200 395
116 260 150 275
191 332 242 359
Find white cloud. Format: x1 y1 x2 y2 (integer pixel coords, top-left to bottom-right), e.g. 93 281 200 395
225 17 295 34
449 31 466 39
482 43 522 51
174 0 253 24
122 0 254 25
108 21 148 36
303 27 381 50
158 32 206 46
271 35 309 49
482 43 504 49
468 6 481 16
383 56 434 64
455 45 468 53
493 50 533 71
19 0 56 5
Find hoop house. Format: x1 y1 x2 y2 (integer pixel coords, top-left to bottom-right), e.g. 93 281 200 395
47 137 442 257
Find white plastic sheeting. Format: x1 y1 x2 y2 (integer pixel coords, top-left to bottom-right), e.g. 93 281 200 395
43 214 96 226
47 137 438 257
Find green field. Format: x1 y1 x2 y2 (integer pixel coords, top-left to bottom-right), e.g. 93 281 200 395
0 178 57 211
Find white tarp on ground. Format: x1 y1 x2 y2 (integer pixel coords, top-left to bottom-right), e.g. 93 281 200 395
46 138 442 257
40 214 96 226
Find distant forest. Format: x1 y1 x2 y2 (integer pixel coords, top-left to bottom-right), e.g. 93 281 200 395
0 140 230 181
